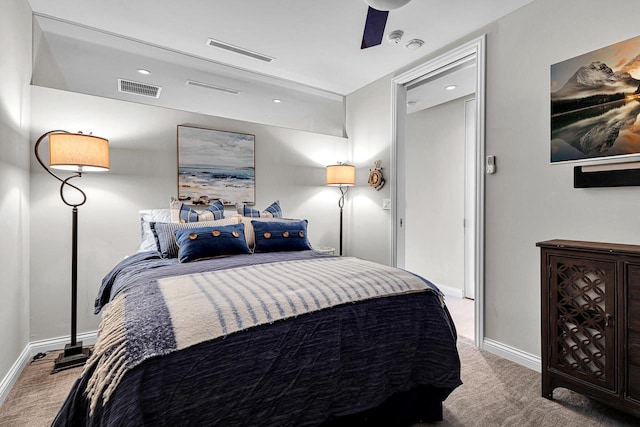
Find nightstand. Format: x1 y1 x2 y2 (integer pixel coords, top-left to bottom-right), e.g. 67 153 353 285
314 246 336 255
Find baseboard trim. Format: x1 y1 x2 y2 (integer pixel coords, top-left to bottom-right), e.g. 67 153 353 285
0 344 31 407
29 330 98 355
435 283 464 299
0 331 97 407
483 337 541 373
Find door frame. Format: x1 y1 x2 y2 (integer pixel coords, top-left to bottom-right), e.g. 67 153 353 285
390 35 486 346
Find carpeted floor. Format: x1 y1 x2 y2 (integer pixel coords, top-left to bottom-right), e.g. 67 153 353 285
431 339 639 427
0 351 83 427
0 338 638 426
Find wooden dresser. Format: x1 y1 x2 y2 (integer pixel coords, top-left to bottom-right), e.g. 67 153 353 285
537 239 640 417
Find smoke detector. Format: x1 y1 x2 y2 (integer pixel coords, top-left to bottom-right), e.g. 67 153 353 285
387 30 404 44
405 39 424 50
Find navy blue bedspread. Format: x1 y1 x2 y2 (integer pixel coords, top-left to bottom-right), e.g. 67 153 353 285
53 251 461 427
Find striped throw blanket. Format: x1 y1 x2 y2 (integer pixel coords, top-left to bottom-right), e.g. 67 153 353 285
84 256 437 413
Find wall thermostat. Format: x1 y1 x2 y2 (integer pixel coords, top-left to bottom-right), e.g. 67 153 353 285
486 155 496 174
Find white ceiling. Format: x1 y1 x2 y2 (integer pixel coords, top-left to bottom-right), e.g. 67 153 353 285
27 0 534 96
406 58 477 114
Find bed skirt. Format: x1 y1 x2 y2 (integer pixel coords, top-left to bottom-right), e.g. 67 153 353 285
322 385 447 426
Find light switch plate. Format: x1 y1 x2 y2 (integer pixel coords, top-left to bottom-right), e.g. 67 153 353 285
486 155 496 174
382 199 391 210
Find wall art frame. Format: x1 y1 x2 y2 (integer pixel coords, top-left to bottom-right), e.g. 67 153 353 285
177 125 255 206
551 34 640 165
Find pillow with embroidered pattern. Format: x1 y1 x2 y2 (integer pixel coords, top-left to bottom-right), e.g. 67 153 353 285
174 223 251 262
252 220 312 253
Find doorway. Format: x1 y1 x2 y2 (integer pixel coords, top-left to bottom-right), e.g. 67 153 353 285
390 36 485 346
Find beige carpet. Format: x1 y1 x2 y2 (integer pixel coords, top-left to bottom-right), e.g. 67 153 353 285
0 339 638 426
0 351 83 427
430 339 638 427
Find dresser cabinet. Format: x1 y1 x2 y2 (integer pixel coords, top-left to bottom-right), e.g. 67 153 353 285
537 239 640 417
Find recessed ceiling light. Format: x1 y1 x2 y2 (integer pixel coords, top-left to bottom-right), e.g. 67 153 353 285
137 69 151 75
445 85 457 91
273 99 282 103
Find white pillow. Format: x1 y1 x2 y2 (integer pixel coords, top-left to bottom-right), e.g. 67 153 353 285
137 209 171 252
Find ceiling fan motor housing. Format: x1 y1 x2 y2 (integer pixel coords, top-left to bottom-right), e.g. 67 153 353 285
364 0 411 11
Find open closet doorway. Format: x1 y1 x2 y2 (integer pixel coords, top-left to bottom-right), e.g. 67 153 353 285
390 36 486 347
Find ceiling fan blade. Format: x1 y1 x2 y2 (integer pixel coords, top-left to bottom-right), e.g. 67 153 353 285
361 6 389 49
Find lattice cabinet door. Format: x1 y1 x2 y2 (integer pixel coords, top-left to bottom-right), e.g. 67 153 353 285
547 254 616 392
626 263 640 402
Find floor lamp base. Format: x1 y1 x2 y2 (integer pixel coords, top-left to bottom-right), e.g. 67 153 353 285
52 342 91 373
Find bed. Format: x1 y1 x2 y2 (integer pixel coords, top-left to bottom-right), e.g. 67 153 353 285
52 212 462 426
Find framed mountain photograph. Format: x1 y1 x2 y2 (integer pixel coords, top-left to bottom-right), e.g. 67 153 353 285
177 125 255 206
551 35 640 164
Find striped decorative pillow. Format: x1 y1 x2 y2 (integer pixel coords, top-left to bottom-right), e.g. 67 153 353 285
150 216 239 258
170 197 225 223
236 200 282 218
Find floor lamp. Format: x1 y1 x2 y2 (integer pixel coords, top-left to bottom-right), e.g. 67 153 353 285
326 163 355 256
34 130 110 372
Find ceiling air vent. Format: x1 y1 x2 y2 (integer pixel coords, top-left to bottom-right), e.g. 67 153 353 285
118 79 162 98
185 80 241 95
205 38 275 63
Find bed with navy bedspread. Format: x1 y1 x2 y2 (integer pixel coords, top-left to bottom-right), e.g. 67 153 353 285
52 250 461 426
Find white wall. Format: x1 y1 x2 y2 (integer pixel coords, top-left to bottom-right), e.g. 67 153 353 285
30 86 348 341
347 0 640 357
405 97 467 293
344 76 393 264
0 0 32 392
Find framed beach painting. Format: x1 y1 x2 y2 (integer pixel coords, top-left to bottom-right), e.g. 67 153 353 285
177 125 255 206
551 34 640 164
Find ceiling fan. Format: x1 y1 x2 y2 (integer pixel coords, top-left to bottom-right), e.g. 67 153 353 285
361 0 412 49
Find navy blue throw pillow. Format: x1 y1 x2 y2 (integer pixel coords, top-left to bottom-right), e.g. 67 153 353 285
252 220 312 253
174 223 251 262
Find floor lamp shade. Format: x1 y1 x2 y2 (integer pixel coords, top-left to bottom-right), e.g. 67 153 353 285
49 133 110 172
326 164 355 257
326 164 355 186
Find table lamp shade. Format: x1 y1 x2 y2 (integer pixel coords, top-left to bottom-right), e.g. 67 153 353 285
326 164 355 186
49 133 110 172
